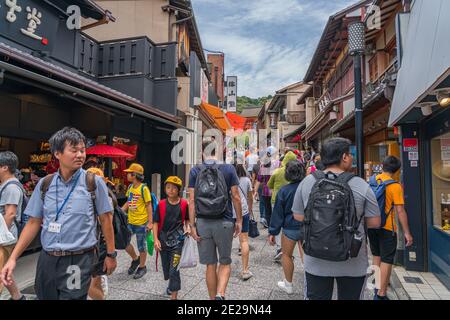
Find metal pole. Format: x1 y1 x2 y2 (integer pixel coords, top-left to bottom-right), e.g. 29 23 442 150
353 54 365 178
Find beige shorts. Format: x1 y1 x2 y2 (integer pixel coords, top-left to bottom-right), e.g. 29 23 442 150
0 244 15 294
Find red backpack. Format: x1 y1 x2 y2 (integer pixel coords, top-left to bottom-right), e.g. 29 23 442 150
155 198 188 271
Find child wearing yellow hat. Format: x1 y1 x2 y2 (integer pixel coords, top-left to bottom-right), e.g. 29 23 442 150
152 176 189 300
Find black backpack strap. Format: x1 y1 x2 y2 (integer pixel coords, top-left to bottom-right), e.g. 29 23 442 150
311 170 326 181
336 172 356 184
40 174 56 201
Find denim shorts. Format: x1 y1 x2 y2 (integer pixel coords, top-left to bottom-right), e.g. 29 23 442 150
235 214 250 233
283 228 304 242
127 224 147 253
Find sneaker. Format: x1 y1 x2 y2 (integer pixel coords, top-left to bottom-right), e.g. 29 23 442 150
133 266 147 279
274 248 283 261
100 275 109 298
277 280 293 295
241 271 254 281
128 258 140 275
261 218 268 228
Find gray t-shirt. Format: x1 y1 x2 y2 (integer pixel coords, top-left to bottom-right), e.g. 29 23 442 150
292 172 380 277
0 178 23 241
233 176 253 217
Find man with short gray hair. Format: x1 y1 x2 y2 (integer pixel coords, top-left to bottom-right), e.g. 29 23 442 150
0 151 25 300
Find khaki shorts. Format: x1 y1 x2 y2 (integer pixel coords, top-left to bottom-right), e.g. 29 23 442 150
196 219 234 265
0 244 15 294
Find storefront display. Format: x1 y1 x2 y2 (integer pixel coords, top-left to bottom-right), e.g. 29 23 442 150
364 140 400 181
431 133 450 233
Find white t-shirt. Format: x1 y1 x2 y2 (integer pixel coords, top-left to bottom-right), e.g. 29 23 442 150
232 176 253 218
246 154 259 173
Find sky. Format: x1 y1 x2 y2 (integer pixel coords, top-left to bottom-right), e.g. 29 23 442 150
192 0 358 98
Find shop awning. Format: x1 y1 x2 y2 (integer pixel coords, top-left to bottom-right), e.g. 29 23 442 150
389 0 450 126
199 102 232 132
283 123 306 140
0 42 185 130
225 112 246 130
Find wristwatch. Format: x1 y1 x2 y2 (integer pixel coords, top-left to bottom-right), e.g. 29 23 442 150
106 251 118 259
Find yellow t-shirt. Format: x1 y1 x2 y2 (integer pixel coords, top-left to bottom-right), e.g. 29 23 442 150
376 173 405 232
126 183 152 226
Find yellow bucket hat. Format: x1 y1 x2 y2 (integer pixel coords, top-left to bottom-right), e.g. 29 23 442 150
164 176 183 189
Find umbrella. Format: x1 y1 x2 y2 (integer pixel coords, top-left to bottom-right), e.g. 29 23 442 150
86 145 133 159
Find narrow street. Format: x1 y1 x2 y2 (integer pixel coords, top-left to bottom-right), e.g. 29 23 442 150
2 200 399 301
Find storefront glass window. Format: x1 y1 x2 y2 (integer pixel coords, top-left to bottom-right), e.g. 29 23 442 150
431 133 450 233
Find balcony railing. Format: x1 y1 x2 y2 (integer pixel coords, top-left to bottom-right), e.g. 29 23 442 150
364 58 398 100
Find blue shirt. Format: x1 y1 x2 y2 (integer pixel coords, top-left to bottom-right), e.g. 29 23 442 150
188 160 239 221
269 182 303 236
24 169 113 251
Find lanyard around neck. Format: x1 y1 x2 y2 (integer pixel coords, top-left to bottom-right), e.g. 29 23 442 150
55 171 82 222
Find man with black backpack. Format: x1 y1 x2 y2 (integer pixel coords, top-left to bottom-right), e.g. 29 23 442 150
1 127 117 300
188 139 243 300
368 156 413 300
0 151 26 300
292 138 381 300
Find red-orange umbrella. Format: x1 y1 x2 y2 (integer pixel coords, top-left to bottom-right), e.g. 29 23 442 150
86 145 133 159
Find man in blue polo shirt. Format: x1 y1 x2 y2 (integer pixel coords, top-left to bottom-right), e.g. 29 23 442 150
1 127 116 300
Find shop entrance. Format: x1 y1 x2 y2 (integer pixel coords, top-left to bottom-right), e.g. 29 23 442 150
424 108 450 290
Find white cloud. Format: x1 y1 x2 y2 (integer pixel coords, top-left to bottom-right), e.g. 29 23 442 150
193 0 359 97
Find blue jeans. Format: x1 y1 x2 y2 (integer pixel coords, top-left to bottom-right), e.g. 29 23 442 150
127 224 147 253
258 186 265 219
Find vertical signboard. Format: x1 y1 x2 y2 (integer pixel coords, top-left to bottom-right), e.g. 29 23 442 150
226 76 237 112
201 69 209 103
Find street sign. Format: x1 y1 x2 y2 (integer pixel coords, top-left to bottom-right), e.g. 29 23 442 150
226 76 237 112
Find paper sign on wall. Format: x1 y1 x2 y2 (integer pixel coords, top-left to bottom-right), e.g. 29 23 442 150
441 139 450 160
408 152 419 161
403 138 418 152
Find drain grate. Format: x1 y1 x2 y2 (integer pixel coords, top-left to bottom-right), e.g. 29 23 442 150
403 276 424 284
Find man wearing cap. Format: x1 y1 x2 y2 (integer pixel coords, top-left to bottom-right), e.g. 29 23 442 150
122 163 153 280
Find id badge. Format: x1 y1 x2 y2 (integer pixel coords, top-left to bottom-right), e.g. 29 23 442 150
48 222 62 233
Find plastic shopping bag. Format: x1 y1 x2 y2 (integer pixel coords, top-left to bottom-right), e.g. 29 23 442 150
177 236 198 271
146 231 154 256
0 214 16 246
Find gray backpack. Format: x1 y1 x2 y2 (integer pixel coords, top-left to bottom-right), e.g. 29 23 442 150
0 180 29 233
194 164 229 219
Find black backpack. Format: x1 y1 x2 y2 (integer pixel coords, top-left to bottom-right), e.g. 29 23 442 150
109 190 132 250
194 164 229 219
0 180 29 234
303 171 364 262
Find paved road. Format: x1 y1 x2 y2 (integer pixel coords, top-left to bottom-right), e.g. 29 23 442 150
1 200 398 300
106 202 395 300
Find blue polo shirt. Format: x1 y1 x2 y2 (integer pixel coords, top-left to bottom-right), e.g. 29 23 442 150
24 169 113 251
188 160 239 222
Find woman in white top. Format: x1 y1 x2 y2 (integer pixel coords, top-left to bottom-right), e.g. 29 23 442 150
233 164 253 281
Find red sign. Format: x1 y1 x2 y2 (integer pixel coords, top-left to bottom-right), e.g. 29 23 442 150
403 138 418 152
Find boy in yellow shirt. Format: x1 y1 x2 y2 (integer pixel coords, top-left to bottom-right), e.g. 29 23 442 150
368 156 413 300
122 163 153 280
